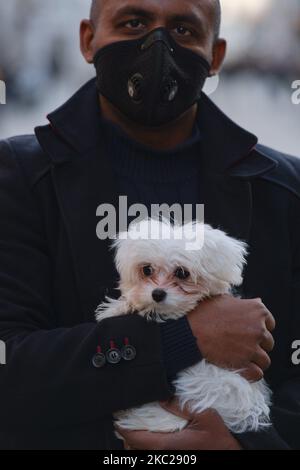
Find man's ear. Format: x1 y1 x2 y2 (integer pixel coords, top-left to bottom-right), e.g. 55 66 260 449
209 39 227 77
80 19 96 64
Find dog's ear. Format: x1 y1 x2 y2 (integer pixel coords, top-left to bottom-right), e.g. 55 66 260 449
109 233 129 278
202 226 248 286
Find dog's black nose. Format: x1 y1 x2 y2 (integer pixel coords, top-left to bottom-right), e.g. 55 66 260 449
152 289 167 303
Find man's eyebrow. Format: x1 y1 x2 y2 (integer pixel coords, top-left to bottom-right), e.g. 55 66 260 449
111 7 203 28
168 13 203 29
111 6 156 22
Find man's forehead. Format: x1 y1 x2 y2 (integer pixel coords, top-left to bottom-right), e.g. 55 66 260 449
99 0 214 16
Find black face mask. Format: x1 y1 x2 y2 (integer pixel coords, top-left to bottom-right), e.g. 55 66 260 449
93 27 211 127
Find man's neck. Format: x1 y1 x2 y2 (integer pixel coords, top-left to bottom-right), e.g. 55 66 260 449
99 95 198 151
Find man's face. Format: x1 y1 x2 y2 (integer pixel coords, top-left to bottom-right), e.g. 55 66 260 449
81 0 225 72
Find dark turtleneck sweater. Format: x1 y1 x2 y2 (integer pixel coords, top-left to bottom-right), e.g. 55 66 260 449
99 112 203 383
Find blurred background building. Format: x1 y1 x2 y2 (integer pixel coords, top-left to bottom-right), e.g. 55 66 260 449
0 0 299 155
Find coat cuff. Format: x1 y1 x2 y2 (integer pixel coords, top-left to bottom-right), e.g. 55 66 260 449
159 316 202 383
234 426 290 450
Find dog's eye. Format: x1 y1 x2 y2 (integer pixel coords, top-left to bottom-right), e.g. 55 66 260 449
174 267 190 280
143 265 153 277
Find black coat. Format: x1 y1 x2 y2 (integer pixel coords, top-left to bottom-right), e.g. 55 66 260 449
0 79 300 450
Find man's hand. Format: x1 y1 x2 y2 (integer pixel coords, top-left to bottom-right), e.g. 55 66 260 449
187 294 275 381
116 398 242 450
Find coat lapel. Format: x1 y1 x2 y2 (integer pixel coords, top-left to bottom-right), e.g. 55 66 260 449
35 79 278 316
195 94 277 294
50 144 120 317
35 82 120 320
200 172 253 243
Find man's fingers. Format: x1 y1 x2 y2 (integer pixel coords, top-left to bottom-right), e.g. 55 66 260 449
115 426 208 451
160 400 223 429
254 298 276 332
260 331 275 352
115 426 171 450
240 363 264 382
115 412 232 451
265 310 276 332
159 398 192 422
188 409 224 428
252 348 271 371
124 440 133 450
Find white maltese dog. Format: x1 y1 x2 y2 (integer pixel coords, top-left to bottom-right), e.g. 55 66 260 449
95 218 271 438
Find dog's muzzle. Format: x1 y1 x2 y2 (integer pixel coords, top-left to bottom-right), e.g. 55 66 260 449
152 289 167 303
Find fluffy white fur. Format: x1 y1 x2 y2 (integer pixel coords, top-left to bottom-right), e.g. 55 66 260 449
95 218 272 438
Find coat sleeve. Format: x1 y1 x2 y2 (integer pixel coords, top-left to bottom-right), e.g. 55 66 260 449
0 139 176 431
236 191 300 450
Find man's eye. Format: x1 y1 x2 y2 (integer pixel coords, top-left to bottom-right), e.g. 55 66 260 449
174 25 192 36
174 267 190 280
125 19 145 30
143 265 153 277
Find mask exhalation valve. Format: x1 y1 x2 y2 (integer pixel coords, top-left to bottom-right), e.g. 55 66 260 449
161 77 178 102
128 73 144 102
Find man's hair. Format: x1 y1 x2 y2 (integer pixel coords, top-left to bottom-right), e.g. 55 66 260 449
90 0 221 39
90 0 100 24
214 0 221 40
